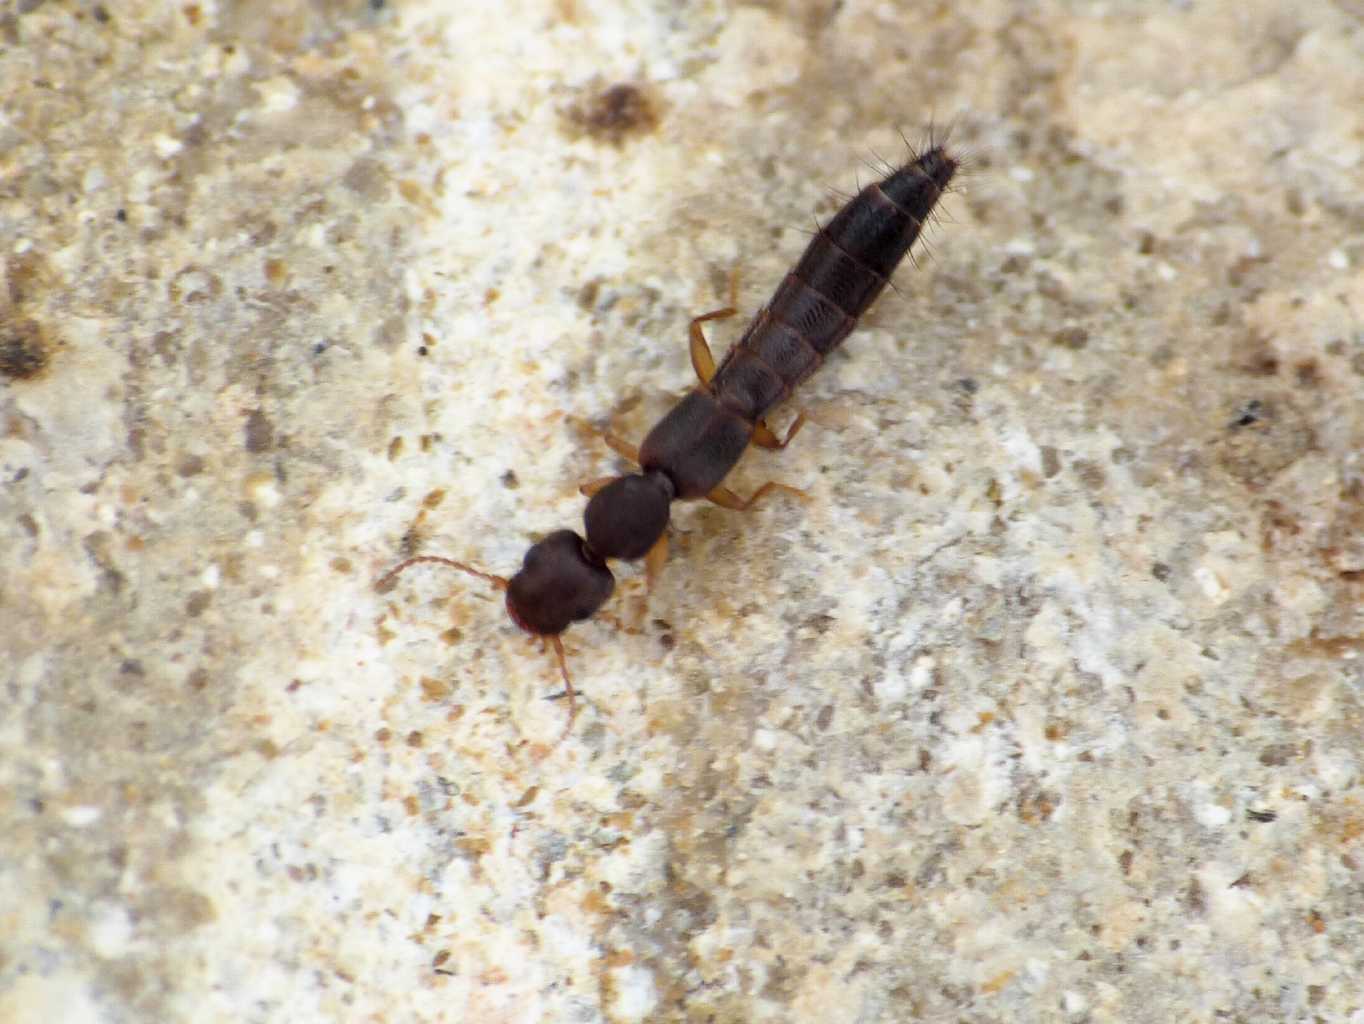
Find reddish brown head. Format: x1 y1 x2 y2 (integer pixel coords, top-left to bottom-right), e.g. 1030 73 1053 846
505 529 615 636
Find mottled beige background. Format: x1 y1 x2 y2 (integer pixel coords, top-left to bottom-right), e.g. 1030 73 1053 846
2 1 1361 1022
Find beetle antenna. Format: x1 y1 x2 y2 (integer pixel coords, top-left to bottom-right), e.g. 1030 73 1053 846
547 634 578 733
374 555 509 593
376 554 582 737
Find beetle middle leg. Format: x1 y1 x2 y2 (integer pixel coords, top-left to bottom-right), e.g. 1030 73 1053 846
568 409 642 467
705 479 809 511
603 431 641 464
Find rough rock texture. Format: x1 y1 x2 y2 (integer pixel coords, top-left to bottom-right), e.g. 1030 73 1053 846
2 1 1361 1021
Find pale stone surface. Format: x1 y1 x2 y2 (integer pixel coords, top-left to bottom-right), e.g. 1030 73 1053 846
2 1 1361 1022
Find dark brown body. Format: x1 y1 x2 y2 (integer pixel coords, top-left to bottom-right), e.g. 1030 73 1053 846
388 145 959 642
638 146 956 499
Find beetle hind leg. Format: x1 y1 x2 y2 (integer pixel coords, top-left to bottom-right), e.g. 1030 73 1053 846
751 412 808 450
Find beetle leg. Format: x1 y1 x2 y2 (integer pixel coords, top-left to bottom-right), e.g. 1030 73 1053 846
688 268 742 385
751 411 808 450
705 480 809 511
644 531 669 591
579 475 619 497
603 431 641 464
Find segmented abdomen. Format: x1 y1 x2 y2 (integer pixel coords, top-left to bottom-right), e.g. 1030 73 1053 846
709 145 958 423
